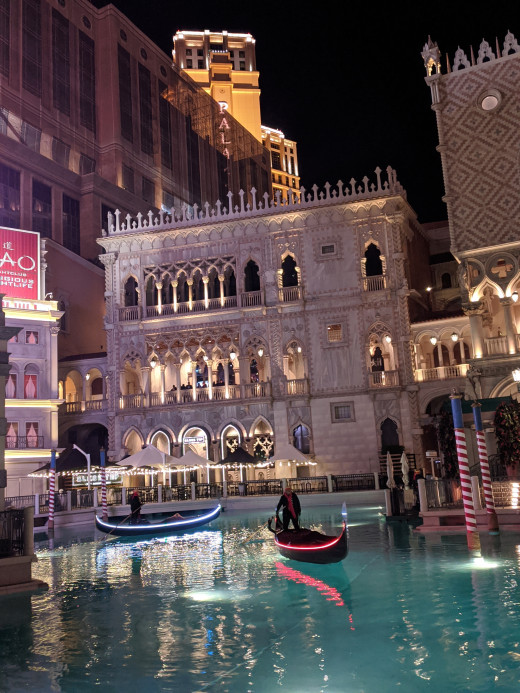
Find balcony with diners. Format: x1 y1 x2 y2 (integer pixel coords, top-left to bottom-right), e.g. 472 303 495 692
60 365 108 416
118 255 304 324
413 327 471 383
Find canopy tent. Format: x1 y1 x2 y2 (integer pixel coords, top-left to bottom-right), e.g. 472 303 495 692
221 446 257 465
272 442 309 463
176 449 210 467
29 446 97 477
119 444 176 470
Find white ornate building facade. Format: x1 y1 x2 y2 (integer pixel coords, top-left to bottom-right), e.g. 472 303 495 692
96 169 429 479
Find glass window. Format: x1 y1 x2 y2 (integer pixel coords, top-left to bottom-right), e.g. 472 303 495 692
62 194 80 255
52 137 70 167
118 44 133 142
186 58 192 68
142 176 155 205
52 9 70 115
79 31 96 132
138 63 153 155
6 422 18 448
22 0 42 96
26 421 39 447
327 324 342 342
0 162 20 228
21 121 41 151
80 154 96 175
330 402 355 423
122 164 134 193
24 372 38 398
32 180 52 239
158 80 172 170
0 0 10 79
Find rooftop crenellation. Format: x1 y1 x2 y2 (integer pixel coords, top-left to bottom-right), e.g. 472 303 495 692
421 30 520 76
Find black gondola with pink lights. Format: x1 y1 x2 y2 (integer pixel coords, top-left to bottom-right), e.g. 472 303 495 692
268 505 349 564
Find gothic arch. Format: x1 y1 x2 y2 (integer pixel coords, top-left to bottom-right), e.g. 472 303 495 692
122 426 144 454
248 415 274 438
146 425 177 446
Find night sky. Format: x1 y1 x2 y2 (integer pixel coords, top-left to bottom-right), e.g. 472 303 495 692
91 0 516 224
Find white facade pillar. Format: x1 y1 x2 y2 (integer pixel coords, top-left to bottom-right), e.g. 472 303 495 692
219 274 225 305
174 363 182 403
207 360 213 399
501 298 517 354
191 361 197 401
464 305 485 359
50 325 60 399
223 358 230 397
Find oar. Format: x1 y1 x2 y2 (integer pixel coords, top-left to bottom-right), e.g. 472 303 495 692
240 520 269 545
100 511 134 541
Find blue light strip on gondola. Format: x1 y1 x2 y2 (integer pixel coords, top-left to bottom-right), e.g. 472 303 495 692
96 504 221 530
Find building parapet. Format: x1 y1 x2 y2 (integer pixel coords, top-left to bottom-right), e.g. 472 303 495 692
101 167 405 238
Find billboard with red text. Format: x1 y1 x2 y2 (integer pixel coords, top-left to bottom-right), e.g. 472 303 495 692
0 227 40 300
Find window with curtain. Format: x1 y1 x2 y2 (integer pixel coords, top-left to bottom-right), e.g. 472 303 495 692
24 367 38 398
5 373 16 398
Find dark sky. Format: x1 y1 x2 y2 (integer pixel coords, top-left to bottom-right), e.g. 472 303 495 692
92 0 517 223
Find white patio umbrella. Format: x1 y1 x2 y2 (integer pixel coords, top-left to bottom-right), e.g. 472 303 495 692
272 442 309 463
400 451 410 489
176 449 208 484
386 451 396 489
120 444 176 471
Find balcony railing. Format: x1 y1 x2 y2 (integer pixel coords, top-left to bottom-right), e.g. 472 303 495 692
85 399 107 411
279 285 302 302
285 378 309 396
243 382 270 398
241 290 263 307
6 435 44 449
484 335 508 356
65 401 82 413
127 382 272 410
368 370 399 388
363 274 386 291
415 363 469 382
118 305 140 321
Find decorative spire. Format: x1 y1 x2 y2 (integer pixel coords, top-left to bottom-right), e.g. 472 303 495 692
421 36 442 76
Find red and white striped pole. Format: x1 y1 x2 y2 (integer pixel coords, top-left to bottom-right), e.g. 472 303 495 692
48 448 56 531
100 447 108 521
450 392 480 550
472 403 499 534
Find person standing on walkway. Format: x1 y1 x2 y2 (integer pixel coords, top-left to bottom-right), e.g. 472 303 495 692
276 487 301 530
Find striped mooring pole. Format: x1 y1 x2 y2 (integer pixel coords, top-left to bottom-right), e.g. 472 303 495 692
100 448 108 521
471 403 500 534
450 392 480 550
48 448 56 531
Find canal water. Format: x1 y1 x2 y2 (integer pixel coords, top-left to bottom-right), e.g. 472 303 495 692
1 502 520 692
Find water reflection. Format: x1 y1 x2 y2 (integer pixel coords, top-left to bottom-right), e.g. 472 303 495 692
2 507 520 691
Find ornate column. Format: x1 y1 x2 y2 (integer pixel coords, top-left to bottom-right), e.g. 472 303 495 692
172 281 178 313
156 281 163 315
174 362 182 402
141 366 151 407
436 342 444 367
238 356 249 398
219 275 225 305
223 358 230 397
49 325 60 399
207 360 214 399
500 298 517 354
187 279 193 309
191 361 197 401
463 303 485 359
159 364 166 403
203 276 209 308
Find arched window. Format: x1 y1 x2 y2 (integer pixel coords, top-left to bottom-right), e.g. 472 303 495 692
223 266 236 296
208 268 219 298
5 372 16 398
244 260 260 292
381 418 399 453
281 255 298 287
441 272 452 289
24 364 38 398
371 346 384 372
145 276 156 306
124 277 138 307
250 358 259 383
177 274 189 303
192 271 204 301
293 424 310 454
364 244 383 277
433 344 450 368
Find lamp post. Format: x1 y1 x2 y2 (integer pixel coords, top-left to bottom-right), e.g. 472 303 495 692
73 443 91 490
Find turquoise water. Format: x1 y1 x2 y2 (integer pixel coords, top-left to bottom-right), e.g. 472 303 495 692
1 503 520 692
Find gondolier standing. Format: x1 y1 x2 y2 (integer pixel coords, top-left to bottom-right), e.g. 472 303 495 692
276 487 301 530
130 490 142 524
